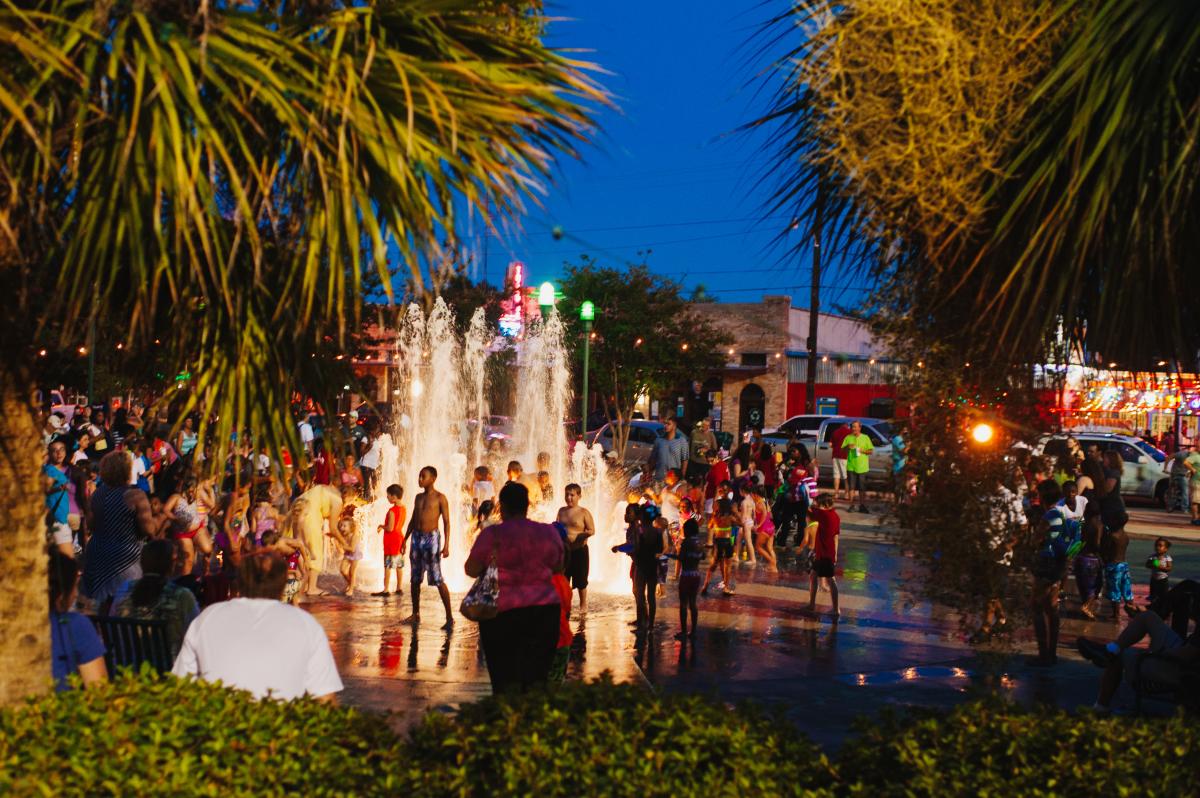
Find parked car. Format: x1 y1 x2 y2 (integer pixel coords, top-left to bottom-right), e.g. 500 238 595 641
1034 433 1169 504
586 420 665 465
38 389 82 422
762 414 828 438
808 416 896 486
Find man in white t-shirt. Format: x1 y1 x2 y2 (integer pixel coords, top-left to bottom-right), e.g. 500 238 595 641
130 449 147 487
298 416 315 457
358 430 383 499
172 551 343 701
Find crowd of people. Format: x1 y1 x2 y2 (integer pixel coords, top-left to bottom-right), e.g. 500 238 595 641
36 396 1196 710
39 397 602 696
612 415 844 641
979 439 1198 708
40 400 404 698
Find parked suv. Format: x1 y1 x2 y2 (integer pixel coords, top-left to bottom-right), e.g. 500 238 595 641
1034 433 1169 504
808 417 896 486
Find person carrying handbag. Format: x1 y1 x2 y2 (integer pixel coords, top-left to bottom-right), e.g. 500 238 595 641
464 482 565 694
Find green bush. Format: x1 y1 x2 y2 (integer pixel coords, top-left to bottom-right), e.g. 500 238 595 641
1 673 1196 797
399 677 834 797
837 699 1200 797
0 667 406 797
0 672 831 797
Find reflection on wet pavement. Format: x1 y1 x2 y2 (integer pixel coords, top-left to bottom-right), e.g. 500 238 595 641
305 522 1198 745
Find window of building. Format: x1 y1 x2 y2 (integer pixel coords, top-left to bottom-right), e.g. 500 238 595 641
740 352 768 368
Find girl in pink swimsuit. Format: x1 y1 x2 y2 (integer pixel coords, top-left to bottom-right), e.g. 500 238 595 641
752 485 778 572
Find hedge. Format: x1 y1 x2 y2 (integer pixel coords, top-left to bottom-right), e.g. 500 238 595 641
0 672 1196 797
837 699 1200 797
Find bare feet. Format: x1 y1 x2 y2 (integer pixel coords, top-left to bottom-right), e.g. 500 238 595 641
400 614 420 625
371 591 391 597
441 618 455 630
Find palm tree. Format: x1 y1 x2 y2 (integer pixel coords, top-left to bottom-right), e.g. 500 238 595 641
0 0 601 703
751 0 1200 367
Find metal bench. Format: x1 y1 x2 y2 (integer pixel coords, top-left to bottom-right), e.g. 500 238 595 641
87 616 174 674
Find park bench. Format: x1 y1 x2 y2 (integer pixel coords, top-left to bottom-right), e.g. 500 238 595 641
1132 654 1200 714
88 616 174 675
1132 599 1200 715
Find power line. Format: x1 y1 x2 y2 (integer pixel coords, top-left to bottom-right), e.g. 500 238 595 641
570 160 758 182
696 283 873 294
519 227 768 256
513 214 794 237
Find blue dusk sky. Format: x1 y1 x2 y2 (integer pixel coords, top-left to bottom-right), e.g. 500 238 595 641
461 1 872 313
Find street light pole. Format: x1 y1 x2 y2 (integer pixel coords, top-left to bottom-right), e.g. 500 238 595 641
580 301 595 439
86 315 96 404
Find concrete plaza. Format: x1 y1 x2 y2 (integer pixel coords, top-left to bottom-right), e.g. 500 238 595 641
307 502 1198 746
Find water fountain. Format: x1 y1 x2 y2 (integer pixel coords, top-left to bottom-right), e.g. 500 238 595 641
349 298 629 592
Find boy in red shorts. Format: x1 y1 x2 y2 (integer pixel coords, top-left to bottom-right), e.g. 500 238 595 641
807 494 841 618
373 484 406 600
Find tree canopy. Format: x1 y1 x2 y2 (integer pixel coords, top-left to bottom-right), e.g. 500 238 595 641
0 0 602 458
753 0 1200 368
557 258 731 453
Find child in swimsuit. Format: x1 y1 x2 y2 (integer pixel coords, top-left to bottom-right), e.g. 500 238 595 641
701 498 735 596
752 485 778 572
330 495 363 595
250 484 283 547
161 477 213 577
667 519 705 640
261 530 310 604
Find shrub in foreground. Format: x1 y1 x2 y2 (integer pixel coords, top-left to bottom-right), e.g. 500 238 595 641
0 669 405 797
400 676 834 797
838 698 1200 796
1 672 1196 796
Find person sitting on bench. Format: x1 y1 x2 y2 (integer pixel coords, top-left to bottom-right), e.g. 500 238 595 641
1077 605 1199 713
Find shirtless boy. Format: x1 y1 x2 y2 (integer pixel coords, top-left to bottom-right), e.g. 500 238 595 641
556 483 596 618
507 460 542 509
402 466 454 629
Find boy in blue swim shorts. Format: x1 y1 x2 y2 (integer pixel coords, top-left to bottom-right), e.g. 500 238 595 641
401 466 454 630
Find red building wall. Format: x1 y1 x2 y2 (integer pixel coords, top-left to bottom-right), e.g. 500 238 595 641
786 382 897 418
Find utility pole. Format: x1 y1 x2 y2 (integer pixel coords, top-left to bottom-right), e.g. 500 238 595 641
805 191 822 414
86 315 96 404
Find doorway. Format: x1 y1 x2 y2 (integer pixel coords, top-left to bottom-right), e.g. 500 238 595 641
738 383 766 434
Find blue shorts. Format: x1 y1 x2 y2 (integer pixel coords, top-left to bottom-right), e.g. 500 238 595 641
1104 562 1132 603
409 530 444 586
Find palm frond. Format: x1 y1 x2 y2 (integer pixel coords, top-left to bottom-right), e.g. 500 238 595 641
0 0 604 463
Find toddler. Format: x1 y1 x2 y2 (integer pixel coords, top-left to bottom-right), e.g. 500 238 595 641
1145 537 1173 604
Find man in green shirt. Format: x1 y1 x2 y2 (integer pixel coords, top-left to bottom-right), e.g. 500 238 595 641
1184 444 1200 525
841 421 874 513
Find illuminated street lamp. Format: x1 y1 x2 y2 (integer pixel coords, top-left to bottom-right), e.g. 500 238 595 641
538 281 556 314
971 422 994 444
580 300 595 438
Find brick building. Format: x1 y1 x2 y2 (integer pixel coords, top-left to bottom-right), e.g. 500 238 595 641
674 296 898 434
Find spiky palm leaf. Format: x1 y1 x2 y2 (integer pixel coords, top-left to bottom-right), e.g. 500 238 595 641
972 0 1200 365
0 0 601 459
752 0 1200 367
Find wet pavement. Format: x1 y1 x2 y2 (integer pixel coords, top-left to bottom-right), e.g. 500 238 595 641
306 504 1199 747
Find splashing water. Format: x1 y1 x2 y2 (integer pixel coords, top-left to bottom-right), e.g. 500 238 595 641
350 298 631 593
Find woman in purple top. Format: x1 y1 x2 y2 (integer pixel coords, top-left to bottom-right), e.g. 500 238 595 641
465 482 566 694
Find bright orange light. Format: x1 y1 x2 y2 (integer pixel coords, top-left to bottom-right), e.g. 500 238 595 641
971 423 994 444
